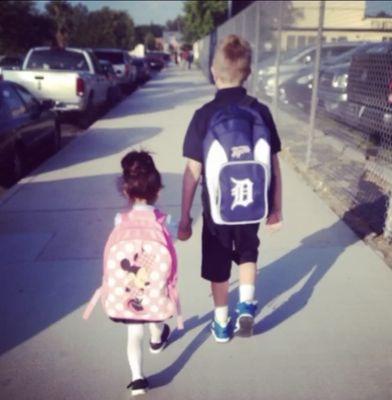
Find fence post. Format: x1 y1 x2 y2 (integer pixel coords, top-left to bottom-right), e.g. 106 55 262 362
252 2 261 96
241 9 246 39
385 193 392 241
273 0 284 119
305 0 325 168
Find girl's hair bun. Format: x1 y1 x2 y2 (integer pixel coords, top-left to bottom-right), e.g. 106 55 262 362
119 150 162 203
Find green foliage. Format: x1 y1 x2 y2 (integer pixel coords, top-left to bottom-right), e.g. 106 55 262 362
135 24 164 45
144 32 156 51
81 7 135 49
182 0 227 43
0 0 137 54
45 1 135 49
165 15 185 32
0 1 54 54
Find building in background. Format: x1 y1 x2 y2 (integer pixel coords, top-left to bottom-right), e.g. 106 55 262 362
282 0 392 50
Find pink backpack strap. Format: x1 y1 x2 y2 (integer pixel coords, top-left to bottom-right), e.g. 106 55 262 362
168 284 184 330
83 287 102 320
154 209 184 330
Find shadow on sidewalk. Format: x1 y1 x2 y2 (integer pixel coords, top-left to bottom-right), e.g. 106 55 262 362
102 80 212 119
0 172 202 356
148 209 361 389
29 127 162 176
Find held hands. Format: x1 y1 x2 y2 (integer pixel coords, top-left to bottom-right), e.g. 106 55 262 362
266 210 283 233
178 217 193 241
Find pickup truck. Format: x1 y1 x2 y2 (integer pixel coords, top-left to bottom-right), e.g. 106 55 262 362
1 47 111 126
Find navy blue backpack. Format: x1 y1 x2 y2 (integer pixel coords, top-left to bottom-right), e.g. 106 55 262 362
203 96 271 225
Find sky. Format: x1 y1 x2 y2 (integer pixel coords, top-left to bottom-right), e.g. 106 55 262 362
36 0 185 25
366 0 392 15
36 0 392 24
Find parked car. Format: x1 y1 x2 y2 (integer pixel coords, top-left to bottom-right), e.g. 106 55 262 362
0 81 60 185
258 42 363 98
1 47 111 128
280 43 372 111
99 60 122 104
318 43 376 119
0 55 24 70
347 41 392 136
144 52 165 70
94 48 137 93
131 57 150 83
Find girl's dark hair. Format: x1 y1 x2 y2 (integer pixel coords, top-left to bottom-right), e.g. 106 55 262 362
119 150 163 203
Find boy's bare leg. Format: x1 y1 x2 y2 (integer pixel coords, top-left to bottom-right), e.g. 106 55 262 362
239 262 256 304
239 262 257 285
236 262 257 337
211 281 229 325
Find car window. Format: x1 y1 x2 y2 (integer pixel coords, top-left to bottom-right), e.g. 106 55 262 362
329 46 355 57
26 49 89 71
0 57 22 67
364 42 392 54
13 84 39 111
88 51 104 74
1 86 27 118
297 49 315 64
94 51 124 64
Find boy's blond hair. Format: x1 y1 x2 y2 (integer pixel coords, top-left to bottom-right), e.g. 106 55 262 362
212 34 252 85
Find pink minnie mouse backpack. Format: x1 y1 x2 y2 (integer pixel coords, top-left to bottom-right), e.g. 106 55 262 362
83 208 183 329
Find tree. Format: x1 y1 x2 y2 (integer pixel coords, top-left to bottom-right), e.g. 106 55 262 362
82 7 135 49
45 2 135 49
45 0 75 47
0 1 54 54
144 32 156 51
182 0 227 43
165 15 185 32
135 24 164 45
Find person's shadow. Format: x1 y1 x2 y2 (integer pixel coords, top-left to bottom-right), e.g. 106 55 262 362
148 207 362 389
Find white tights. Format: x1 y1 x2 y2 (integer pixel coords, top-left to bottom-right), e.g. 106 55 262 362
127 322 164 380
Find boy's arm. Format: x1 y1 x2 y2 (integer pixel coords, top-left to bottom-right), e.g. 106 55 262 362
178 158 202 241
267 154 283 231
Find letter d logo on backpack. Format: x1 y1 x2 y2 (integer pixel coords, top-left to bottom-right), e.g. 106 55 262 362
203 97 271 225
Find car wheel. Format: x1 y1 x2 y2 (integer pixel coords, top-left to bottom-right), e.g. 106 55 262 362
8 148 24 185
78 94 95 129
51 123 62 153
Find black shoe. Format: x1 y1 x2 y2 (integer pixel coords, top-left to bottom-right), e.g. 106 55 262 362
127 378 149 396
149 323 170 354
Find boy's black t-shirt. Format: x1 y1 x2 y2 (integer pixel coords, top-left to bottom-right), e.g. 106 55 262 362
183 86 282 162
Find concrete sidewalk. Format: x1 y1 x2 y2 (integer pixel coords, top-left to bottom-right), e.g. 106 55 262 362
1 67 392 400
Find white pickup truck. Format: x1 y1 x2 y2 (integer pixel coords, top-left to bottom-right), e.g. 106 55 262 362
1 47 111 126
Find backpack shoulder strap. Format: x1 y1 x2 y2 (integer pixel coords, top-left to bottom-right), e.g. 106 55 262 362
240 94 257 108
82 286 102 320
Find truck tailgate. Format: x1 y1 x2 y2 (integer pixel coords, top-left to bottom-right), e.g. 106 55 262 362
2 70 82 103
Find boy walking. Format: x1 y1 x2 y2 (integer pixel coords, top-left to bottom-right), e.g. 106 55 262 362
178 35 283 342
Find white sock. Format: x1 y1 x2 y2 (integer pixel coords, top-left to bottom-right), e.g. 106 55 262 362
214 306 229 325
127 324 144 381
239 284 255 303
149 322 164 344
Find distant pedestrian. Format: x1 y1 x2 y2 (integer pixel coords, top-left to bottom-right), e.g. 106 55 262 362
84 150 182 396
180 49 189 70
178 35 283 342
187 50 194 70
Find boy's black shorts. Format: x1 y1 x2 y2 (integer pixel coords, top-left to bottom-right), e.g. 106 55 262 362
201 214 260 282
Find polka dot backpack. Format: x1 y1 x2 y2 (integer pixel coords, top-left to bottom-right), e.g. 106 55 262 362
83 208 183 329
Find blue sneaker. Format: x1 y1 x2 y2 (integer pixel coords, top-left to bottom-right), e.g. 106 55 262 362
211 319 232 343
235 301 258 337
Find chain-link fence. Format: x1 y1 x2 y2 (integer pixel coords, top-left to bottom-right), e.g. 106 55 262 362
195 0 392 248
